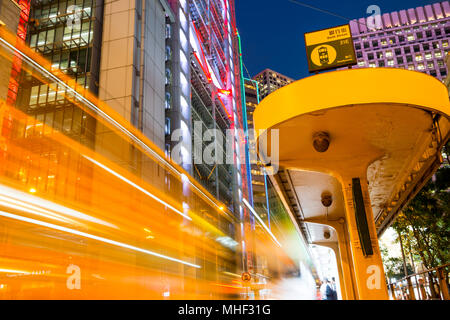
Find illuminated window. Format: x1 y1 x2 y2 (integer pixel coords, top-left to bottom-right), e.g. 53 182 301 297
415 54 423 61
387 60 394 66
425 52 432 60
408 65 415 70
417 64 425 71
385 51 393 58
165 92 171 110
165 117 171 135
435 51 442 58
407 34 415 41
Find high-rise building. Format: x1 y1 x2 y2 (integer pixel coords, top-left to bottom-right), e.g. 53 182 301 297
253 68 294 100
347 1 450 81
445 52 450 94
0 0 21 34
169 0 249 211
0 0 21 101
244 69 294 225
245 69 294 217
243 78 266 216
14 0 249 216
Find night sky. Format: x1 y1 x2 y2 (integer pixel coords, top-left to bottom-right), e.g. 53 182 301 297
235 0 443 80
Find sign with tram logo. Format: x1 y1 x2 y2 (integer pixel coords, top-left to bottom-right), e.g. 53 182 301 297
304 24 357 73
241 272 251 282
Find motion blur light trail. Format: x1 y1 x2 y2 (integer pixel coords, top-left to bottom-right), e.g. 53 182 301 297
0 26 315 299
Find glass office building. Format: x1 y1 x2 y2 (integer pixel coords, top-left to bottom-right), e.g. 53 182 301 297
348 1 450 81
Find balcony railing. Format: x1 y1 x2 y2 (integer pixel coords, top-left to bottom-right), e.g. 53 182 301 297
388 263 450 300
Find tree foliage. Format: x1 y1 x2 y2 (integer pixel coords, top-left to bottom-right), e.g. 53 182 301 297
391 162 450 270
380 246 414 280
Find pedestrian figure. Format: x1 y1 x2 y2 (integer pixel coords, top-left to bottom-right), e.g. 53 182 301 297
320 278 336 300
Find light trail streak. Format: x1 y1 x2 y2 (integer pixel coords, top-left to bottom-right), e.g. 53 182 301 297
0 35 230 217
0 210 201 269
242 198 282 248
0 184 117 228
0 37 230 215
83 155 192 221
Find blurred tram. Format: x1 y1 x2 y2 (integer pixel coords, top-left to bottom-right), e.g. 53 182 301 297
0 27 311 299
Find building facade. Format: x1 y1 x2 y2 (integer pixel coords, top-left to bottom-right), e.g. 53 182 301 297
348 1 450 81
12 0 250 215
245 69 294 224
243 78 267 219
0 0 21 101
445 52 450 94
253 68 294 100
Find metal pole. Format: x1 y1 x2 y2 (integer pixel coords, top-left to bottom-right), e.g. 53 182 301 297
408 241 420 299
398 231 415 299
437 267 450 300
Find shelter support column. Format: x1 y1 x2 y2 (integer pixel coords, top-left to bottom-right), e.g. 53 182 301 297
305 218 357 300
341 176 389 300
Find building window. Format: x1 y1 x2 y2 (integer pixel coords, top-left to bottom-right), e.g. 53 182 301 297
417 63 425 71
425 52 432 60
358 61 366 67
427 62 434 69
165 24 172 39
165 117 171 135
435 51 442 58
165 68 172 85
404 47 411 54
165 46 172 61
378 60 385 67
407 34 415 41
397 57 404 64
407 65 415 71
165 143 171 158
385 51 393 58
387 60 394 66
368 53 374 60
406 55 413 63
381 39 387 45
165 92 171 110
415 54 423 61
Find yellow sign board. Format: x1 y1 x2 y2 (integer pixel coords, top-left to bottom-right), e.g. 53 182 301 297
304 24 357 73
